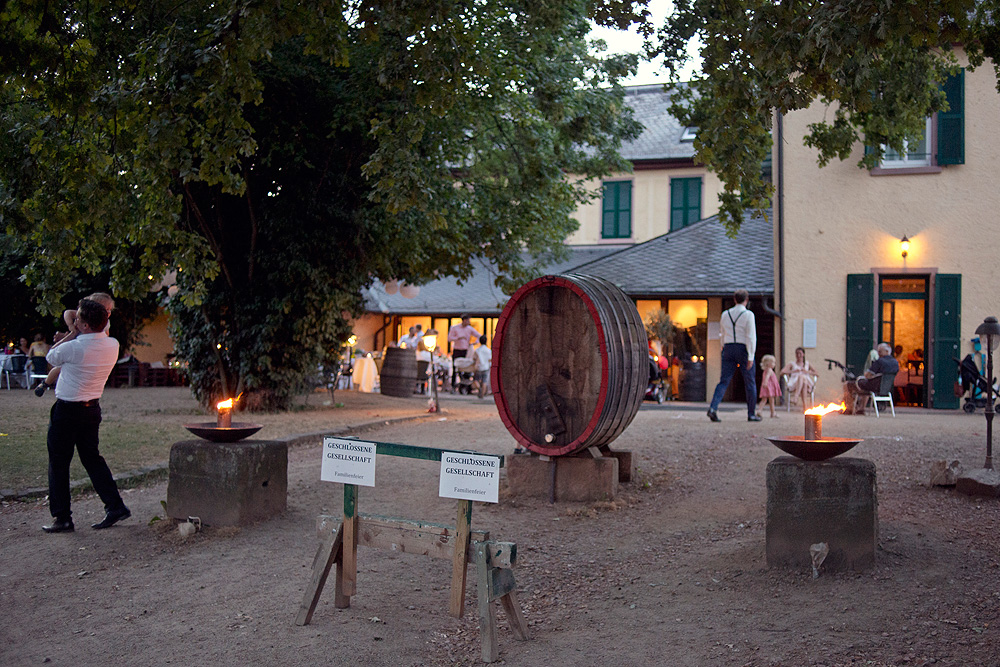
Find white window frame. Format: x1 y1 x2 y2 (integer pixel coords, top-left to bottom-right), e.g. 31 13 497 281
879 117 932 169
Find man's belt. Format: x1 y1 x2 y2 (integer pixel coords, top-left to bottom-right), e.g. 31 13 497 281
56 398 100 408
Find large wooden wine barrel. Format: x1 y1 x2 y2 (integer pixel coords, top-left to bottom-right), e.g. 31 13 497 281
492 273 647 456
380 347 418 397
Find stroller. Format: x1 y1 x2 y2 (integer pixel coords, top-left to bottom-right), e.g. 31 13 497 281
452 355 477 395
824 358 858 382
644 355 666 404
955 354 999 413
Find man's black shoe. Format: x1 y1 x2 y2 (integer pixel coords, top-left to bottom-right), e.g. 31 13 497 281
34 382 49 397
748 414 763 422
92 506 131 530
42 518 75 533
707 409 720 422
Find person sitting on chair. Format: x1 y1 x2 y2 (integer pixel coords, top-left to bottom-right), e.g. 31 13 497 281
845 342 899 410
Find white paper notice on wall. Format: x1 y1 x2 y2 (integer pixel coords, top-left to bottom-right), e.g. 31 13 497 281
708 321 720 341
803 319 818 348
321 437 377 487
439 452 501 503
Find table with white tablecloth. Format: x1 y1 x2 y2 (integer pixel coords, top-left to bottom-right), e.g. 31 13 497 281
351 356 378 393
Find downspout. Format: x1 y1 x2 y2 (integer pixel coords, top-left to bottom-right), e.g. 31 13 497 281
776 112 787 372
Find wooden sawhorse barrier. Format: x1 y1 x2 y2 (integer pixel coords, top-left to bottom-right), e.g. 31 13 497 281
295 440 529 662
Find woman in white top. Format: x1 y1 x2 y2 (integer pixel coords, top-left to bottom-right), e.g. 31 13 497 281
780 347 818 410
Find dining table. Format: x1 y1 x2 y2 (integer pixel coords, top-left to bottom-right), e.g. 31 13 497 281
352 356 378 393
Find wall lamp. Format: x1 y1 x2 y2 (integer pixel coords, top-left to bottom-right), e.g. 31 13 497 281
900 235 910 259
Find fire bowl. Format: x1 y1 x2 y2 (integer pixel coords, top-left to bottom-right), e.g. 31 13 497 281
183 422 263 443
767 436 863 462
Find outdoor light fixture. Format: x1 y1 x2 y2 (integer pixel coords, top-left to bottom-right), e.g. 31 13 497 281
423 329 440 412
900 235 910 259
974 315 1000 469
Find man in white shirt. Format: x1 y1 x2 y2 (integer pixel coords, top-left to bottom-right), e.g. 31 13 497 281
398 326 418 349
707 289 761 422
448 315 481 389
472 335 492 398
42 298 131 533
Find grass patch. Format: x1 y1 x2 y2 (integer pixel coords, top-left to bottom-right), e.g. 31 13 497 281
0 397 192 491
0 385 430 494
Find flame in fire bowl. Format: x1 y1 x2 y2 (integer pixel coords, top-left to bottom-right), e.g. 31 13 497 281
768 401 862 461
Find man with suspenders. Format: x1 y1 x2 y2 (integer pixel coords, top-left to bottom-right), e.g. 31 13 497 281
707 289 761 422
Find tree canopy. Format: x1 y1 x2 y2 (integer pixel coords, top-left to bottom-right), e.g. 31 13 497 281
1 0 643 409
653 0 1000 231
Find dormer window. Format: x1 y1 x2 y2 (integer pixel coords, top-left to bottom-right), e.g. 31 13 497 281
680 127 698 142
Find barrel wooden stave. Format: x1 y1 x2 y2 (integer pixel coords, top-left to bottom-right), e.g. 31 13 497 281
567 273 646 445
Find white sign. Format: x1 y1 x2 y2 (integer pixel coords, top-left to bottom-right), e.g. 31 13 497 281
803 319 818 348
438 452 501 504
321 437 377 487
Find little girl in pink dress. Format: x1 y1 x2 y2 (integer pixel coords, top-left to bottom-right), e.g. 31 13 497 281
757 354 781 418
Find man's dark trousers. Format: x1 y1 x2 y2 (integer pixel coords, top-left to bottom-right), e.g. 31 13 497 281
47 400 125 521
709 342 758 418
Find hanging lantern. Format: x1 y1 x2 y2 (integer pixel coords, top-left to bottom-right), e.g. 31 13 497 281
399 283 420 299
383 279 399 295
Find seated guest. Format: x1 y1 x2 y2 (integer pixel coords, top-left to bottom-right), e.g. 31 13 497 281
845 342 900 411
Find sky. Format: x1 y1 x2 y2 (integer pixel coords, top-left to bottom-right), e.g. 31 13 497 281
588 0 702 86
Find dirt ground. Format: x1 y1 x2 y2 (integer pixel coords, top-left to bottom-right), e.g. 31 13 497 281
1 395 998 666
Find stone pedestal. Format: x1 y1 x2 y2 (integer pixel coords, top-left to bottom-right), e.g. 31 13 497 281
766 456 877 571
167 440 288 527
506 452 621 501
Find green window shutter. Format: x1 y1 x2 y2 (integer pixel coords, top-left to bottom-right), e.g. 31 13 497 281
937 69 964 165
602 182 615 238
846 274 875 375
602 181 631 239
686 178 702 226
931 274 961 409
618 181 631 237
670 177 702 231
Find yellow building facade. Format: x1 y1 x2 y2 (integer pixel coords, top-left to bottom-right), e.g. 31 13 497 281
775 51 1000 407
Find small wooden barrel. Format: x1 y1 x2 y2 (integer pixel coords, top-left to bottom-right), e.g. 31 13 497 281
380 347 418 397
491 273 647 456
679 360 706 402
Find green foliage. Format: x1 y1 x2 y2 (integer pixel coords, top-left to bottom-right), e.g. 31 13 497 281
653 0 999 232
1 0 642 409
644 309 674 350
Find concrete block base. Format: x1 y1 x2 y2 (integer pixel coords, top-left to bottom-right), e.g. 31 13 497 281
506 452 619 501
766 456 878 571
167 440 288 527
601 449 634 483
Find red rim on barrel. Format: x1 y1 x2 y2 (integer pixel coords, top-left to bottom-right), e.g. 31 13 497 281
491 273 647 456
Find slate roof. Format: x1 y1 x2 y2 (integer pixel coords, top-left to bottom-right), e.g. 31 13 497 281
362 245 627 315
361 86 772 316
568 209 775 297
619 84 695 162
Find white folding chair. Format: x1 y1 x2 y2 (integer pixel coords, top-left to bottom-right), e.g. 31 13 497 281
29 356 48 388
1 355 29 389
782 373 815 412
856 372 897 418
